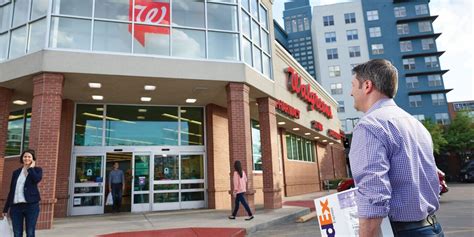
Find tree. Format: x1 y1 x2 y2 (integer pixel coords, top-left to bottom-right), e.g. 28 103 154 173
445 111 474 155
422 119 447 155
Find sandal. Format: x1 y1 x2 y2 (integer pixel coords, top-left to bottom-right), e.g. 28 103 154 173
245 216 254 221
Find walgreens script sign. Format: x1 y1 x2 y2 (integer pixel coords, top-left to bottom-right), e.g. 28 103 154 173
128 0 170 46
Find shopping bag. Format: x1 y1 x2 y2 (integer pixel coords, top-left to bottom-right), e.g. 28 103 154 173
0 217 13 237
106 192 113 206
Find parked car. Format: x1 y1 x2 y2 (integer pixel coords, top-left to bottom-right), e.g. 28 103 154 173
337 169 449 195
460 160 474 182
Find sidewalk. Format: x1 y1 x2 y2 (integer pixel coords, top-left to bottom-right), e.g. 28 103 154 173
36 190 335 237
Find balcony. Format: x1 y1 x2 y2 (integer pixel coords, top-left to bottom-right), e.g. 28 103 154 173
408 88 452 96
405 69 449 77
399 33 441 41
402 51 445 59
396 15 438 24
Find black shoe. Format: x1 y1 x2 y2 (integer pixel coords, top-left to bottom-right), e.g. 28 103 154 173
228 215 236 220
245 216 254 221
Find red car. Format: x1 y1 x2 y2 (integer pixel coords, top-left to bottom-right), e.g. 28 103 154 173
337 169 449 195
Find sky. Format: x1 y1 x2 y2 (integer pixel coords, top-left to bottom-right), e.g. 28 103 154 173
272 0 474 102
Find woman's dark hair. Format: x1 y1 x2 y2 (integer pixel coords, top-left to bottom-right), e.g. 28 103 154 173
234 160 243 178
20 149 36 164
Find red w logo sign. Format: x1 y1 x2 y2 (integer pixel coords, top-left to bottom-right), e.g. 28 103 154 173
128 0 170 46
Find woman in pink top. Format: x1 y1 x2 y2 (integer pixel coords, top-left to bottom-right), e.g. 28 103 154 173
228 160 254 220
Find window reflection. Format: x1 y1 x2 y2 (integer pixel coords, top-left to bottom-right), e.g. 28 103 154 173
31 0 48 20
0 33 8 60
93 21 131 53
74 105 103 146
75 156 103 183
6 110 24 156
12 0 28 27
180 107 204 145
172 0 204 28
95 0 129 21
154 155 179 180
181 155 203 179
172 28 205 59
53 0 93 17
208 32 239 61
133 24 169 56
207 3 237 31
251 120 262 171
0 4 12 32
50 17 91 50
28 18 46 53
9 26 26 59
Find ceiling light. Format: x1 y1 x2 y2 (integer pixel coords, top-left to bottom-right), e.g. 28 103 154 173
96 107 104 111
292 128 300 131
144 85 156 91
186 98 197 103
329 142 334 145
141 97 152 102
92 95 103 100
88 83 101 88
13 100 27 105
314 136 320 140
305 133 310 135
278 122 286 125
180 109 187 113
322 139 327 143
138 109 147 113
137 116 145 120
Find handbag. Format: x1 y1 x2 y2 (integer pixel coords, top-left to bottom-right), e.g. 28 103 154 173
0 217 13 237
106 192 113 206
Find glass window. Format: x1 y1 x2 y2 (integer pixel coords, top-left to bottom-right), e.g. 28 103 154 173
133 155 150 194
406 76 419 88
242 0 249 12
418 21 432 32
259 5 268 29
133 25 170 56
285 133 314 162
428 74 442 87
329 65 340 77
323 15 334 26
251 20 260 46
394 6 406 18
413 114 425 122
297 18 303 32
337 101 345 113
28 18 46 53
262 54 270 77
1 4 12 32
250 0 258 19
172 0 204 28
95 0 129 21
50 17 91 50
208 3 237 31
303 17 309 30
53 0 93 17
180 107 204 146
208 32 238 60
422 38 435 50
330 83 343 95
0 33 8 60
435 113 450 125
75 155 102 183
349 46 360 57
243 38 252 65
371 44 384 55
181 154 204 179
425 56 439 68
397 24 409 35
31 0 48 20
251 120 262 171
403 58 416 70
369 27 381 37
9 25 27 59
154 155 179 180
181 192 204 201
93 21 131 53
409 95 422 107
366 10 378 21
344 13 356 24
261 31 269 53
6 110 24 156
400 40 412 52
74 104 104 146
431 93 446 106
154 192 179 203
326 48 338 60
415 4 428 15
12 0 28 27
346 29 358 40
105 105 179 146
253 45 261 72
172 28 205 59
325 31 336 43
242 12 250 37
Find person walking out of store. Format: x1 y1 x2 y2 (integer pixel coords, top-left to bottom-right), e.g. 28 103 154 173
2 149 42 237
228 160 254 221
349 59 444 237
109 162 125 212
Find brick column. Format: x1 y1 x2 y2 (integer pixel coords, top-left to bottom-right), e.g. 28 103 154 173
257 97 282 209
29 73 64 229
226 83 255 216
0 87 13 194
54 99 74 217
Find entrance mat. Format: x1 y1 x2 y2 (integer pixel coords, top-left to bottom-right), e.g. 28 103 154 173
283 200 316 211
98 227 246 237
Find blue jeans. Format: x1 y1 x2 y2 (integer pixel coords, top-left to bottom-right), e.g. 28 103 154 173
232 193 252 217
394 222 444 237
111 183 123 212
10 202 40 237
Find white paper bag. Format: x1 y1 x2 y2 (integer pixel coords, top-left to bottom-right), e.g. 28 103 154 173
106 193 113 206
0 217 13 237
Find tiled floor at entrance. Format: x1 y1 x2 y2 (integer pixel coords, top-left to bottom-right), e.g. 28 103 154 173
98 227 246 237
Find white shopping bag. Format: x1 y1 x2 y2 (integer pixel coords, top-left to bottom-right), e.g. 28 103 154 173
0 217 13 237
106 192 113 206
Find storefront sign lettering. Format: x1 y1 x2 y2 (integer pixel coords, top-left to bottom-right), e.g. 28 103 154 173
327 129 343 140
129 0 170 46
311 120 323 131
276 100 300 119
285 67 333 119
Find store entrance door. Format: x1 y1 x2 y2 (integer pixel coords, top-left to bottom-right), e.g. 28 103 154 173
104 152 132 213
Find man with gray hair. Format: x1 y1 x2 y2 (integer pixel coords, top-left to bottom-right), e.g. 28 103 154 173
349 59 444 237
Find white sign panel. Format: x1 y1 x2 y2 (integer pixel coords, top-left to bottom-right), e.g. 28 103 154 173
314 188 394 237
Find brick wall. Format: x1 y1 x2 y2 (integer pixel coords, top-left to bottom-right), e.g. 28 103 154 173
332 145 348 178
317 142 335 181
0 157 19 211
0 87 13 195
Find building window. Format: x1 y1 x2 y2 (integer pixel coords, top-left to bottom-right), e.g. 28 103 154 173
415 4 428 15
325 32 336 43
337 101 345 113
328 65 341 77
397 24 409 35
303 17 310 30
409 95 422 107
331 83 343 95
349 46 361 57
406 76 419 89
413 114 425 122
432 93 446 106
435 113 450 125
6 109 31 157
366 10 379 21
327 48 338 60
285 133 315 162
371 44 384 55
400 40 413 52
418 21 432 32
323 15 334 26
425 56 439 68
428 74 442 87
346 29 358 40
394 6 406 18
403 58 416 70
369 27 381 37
344 12 356 24
422 38 435 50
251 120 262 171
